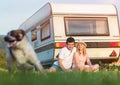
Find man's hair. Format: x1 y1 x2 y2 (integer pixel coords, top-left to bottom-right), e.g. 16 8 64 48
66 37 75 44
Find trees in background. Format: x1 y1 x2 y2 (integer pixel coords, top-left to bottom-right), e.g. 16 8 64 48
0 35 7 69
0 49 6 68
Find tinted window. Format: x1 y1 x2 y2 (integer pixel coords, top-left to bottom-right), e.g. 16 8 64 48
40 20 50 41
65 17 109 36
31 28 37 41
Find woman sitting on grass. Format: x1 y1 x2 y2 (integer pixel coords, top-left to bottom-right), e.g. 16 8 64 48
72 41 99 72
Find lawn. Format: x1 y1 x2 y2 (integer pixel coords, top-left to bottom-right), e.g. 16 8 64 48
0 70 119 85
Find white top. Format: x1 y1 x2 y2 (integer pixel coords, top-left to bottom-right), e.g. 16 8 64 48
54 47 76 69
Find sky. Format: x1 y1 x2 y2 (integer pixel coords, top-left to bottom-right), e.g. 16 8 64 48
0 0 120 35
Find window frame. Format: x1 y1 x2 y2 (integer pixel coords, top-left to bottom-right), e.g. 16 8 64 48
40 20 51 41
64 17 109 36
31 28 37 41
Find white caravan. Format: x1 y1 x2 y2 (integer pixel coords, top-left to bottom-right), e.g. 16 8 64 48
19 3 120 64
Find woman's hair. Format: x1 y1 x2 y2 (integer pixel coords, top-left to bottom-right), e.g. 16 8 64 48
76 42 87 56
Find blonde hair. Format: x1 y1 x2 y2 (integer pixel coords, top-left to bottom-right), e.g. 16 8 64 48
76 42 87 56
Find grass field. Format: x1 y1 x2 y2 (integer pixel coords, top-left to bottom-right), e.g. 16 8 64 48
0 70 120 85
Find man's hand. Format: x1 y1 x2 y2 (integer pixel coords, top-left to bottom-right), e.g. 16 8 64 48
64 69 72 72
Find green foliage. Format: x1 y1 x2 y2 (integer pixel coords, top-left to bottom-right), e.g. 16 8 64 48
0 35 7 69
0 49 7 69
0 35 6 50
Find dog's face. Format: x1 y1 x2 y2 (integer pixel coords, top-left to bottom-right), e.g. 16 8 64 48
4 29 25 47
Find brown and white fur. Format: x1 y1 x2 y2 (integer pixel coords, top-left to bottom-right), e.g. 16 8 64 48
4 29 44 72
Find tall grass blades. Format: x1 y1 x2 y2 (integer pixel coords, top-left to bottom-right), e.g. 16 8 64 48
0 71 120 85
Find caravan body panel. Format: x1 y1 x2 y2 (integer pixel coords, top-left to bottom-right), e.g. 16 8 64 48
19 3 120 64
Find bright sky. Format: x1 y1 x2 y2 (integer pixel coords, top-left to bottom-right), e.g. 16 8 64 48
0 0 119 35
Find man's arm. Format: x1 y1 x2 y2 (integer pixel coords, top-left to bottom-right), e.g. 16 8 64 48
58 58 71 72
58 58 65 71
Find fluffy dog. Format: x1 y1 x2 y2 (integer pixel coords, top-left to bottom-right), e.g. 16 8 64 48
4 29 44 72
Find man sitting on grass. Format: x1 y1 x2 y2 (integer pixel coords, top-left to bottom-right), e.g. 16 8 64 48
49 37 76 72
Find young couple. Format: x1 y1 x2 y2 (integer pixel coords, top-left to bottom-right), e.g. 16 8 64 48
49 37 99 72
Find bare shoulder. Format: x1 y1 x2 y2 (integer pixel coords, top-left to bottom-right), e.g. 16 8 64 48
74 52 79 57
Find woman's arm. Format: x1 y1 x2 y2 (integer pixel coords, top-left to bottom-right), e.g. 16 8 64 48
86 54 92 66
74 52 81 69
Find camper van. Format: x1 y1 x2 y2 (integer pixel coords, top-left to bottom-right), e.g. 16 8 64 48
19 3 120 65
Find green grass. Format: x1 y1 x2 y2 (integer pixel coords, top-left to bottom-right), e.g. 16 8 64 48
0 71 120 85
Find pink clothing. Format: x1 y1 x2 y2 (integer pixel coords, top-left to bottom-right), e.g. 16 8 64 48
73 53 91 66
73 53 99 71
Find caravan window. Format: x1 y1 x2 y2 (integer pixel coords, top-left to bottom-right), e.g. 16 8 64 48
65 17 109 36
31 28 37 41
40 20 50 41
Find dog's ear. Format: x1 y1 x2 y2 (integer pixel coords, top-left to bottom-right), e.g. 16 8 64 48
16 29 25 41
17 29 25 36
4 36 8 42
